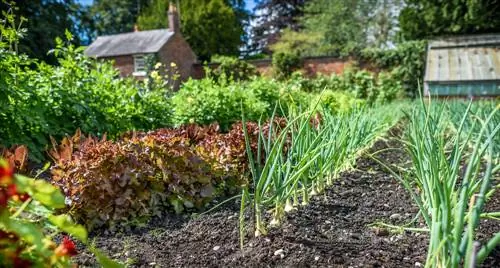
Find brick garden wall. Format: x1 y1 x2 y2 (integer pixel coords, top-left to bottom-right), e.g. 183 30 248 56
191 56 362 79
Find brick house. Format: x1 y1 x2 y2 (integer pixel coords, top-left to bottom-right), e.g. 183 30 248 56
84 4 196 85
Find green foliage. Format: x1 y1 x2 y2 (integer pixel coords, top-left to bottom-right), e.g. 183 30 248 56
0 22 172 161
0 159 121 267
398 0 500 41
136 0 169 30
180 0 243 61
269 28 322 56
312 90 366 113
88 0 148 36
0 0 85 64
361 40 426 97
210 55 259 82
171 78 273 130
272 52 302 80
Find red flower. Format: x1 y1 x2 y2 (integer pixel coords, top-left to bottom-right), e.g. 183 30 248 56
55 236 78 257
7 184 18 197
0 164 14 183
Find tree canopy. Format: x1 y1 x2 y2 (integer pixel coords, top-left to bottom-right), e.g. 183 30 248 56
136 0 246 61
250 0 306 54
0 0 83 64
398 0 500 41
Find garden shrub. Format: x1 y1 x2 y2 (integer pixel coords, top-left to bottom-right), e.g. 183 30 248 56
172 78 269 130
272 52 302 80
0 24 172 161
312 90 365 113
361 40 426 97
210 55 259 82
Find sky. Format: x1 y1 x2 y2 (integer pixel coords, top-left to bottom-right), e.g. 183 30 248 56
77 0 257 11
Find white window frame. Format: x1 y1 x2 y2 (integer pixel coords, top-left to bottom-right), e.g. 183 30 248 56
133 54 147 76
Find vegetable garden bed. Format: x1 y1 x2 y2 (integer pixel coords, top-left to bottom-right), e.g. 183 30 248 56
73 129 499 267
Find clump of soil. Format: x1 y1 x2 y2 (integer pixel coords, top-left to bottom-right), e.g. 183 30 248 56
74 132 499 267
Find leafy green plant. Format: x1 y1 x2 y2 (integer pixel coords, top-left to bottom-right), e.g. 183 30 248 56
0 8 172 161
172 78 270 130
361 41 426 97
0 159 121 267
272 52 302 80
210 55 259 83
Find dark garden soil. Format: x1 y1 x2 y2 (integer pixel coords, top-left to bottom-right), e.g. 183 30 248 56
75 129 500 268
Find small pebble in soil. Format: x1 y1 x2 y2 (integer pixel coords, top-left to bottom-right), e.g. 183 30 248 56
213 246 220 251
389 213 402 221
314 256 320 261
415 262 423 267
274 249 285 259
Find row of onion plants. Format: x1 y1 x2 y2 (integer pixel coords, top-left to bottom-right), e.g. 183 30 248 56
448 100 500 161
390 99 499 267
239 102 404 246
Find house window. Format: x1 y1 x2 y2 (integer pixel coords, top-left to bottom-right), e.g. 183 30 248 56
133 54 146 76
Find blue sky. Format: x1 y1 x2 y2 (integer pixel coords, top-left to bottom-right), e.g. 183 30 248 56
77 0 257 11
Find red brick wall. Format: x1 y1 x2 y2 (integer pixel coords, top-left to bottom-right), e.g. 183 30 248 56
191 56 363 79
103 55 134 77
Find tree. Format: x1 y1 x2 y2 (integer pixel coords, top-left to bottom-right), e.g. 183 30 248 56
398 0 500 41
250 0 307 54
271 0 402 57
301 0 375 56
0 0 83 64
88 0 148 36
137 0 244 61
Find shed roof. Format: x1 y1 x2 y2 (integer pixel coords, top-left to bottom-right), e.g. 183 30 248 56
85 29 174 58
425 34 500 82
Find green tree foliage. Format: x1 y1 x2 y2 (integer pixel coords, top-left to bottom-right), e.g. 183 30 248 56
250 0 306 54
301 0 375 56
181 0 243 60
398 0 500 40
0 0 83 64
271 0 402 56
137 0 244 61
88 0 148 36
136 0 169 30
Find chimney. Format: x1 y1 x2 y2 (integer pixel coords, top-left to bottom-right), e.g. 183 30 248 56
168 3 180 33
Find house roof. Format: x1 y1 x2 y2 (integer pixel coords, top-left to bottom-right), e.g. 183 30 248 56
85 29 174 58
425 34 500 82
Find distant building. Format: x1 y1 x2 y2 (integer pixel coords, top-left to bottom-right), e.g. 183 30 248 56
85 4 196 85
424 34 500 97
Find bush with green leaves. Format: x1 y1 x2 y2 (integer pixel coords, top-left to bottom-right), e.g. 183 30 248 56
172 78 272 130
272 52 302 80
0 158 119 267
210 55 259 83
0 14 172 161
361 41 426 97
